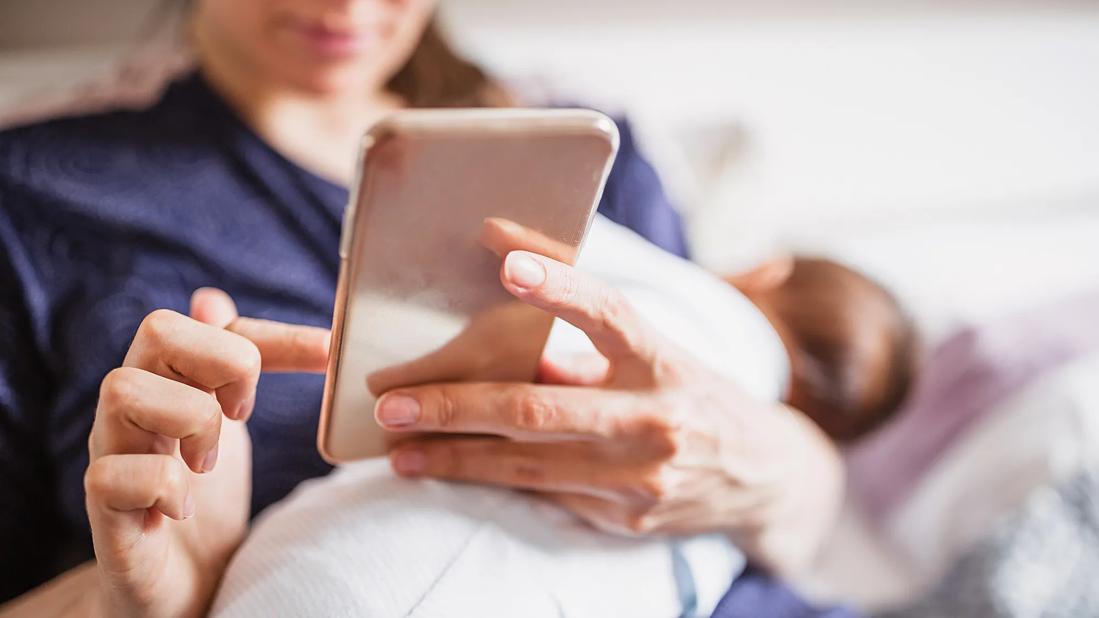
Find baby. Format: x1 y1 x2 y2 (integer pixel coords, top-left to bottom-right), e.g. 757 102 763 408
727 256 918 443
211 217 916 617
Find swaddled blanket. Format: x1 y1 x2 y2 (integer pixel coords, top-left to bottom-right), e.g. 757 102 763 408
212 459 739 617
210 215 789 617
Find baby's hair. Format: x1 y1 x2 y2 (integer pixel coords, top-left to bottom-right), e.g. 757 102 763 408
776 258 918 442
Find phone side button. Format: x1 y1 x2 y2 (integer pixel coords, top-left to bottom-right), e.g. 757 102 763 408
338 204 356 258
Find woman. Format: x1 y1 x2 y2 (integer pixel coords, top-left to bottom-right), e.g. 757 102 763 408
0 1 843 615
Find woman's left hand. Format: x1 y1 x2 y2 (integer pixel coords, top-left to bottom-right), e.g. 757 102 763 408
377 251 843 574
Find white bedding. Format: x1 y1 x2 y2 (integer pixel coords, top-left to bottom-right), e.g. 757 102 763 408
799 351 1099 612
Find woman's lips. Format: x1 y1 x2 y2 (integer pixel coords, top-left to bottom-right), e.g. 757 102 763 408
286 20 374 59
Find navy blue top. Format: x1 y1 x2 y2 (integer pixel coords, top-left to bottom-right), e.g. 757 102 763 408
713 566 861 618
0 71 689 601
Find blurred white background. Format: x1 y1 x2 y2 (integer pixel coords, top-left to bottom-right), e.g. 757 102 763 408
3 0 1098 338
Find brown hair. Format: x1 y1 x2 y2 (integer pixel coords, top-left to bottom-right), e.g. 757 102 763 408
164 2 508 108
386 18 512 108
764 258 918 442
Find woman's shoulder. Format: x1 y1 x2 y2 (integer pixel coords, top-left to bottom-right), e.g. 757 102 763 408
582 112 691 259
0 109 138 188
0 72 216 201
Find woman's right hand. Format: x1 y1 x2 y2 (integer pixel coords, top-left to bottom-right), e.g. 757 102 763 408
84 289 329 617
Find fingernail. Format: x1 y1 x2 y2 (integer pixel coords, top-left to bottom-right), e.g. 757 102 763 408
392 449 426 475
506 253 546 289
376 394 421 428
183 492 196 519
202 445 219 473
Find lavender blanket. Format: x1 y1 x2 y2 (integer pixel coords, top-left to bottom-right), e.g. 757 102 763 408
845 289 1099 522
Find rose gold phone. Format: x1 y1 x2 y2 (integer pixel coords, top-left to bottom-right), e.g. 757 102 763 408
318 109 619 463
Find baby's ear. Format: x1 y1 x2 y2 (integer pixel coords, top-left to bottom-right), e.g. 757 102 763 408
724 254 795 293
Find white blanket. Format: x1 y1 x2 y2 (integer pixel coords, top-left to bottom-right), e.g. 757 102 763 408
211 215 788 617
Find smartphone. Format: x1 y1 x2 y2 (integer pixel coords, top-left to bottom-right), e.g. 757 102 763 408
318 109 620 463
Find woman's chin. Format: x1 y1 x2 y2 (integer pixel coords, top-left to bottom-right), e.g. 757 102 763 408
285 67 381 98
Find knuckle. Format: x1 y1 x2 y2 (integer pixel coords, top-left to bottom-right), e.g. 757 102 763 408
510 455 546 484
198 397 222 436
139 309 180 346
624 511 656 535
99 367 142 414
609 472 664 508
634 470 671 503
630 413 680 458
652 429 682 461
83 459 112 497
651 352 686 384
228 338 262 379
158 457 187 496
554 268 581 306
433 390 460 428
598 291 641 347
600 288 633 324
512 390 556 432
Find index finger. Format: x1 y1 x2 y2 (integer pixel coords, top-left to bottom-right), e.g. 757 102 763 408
374 382 638 442
192 287 330 373
227 318 330 373
123 309 262 420
500 250 657 365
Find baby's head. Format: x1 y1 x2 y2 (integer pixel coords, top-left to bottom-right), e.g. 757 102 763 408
727 257 917 443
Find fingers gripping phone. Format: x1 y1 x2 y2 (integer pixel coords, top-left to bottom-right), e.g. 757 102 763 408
318 109 620 463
